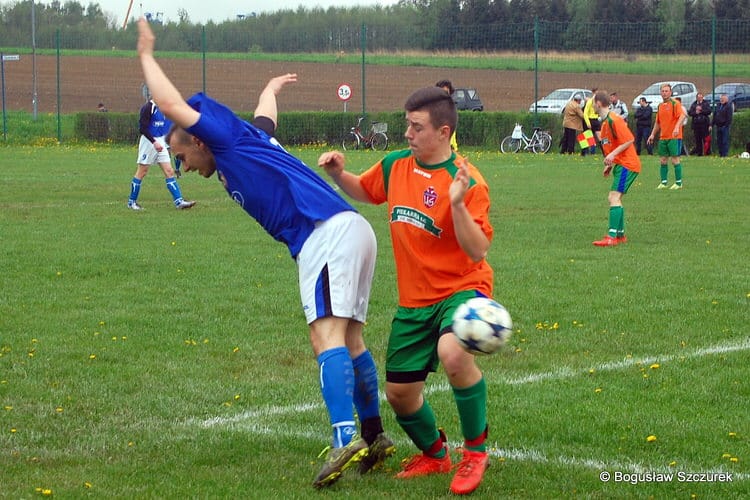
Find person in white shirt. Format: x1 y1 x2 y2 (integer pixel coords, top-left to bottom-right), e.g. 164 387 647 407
610 92 629 120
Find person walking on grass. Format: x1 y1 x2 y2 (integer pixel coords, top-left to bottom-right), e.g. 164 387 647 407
591 91 641 247
136 17 393 489
647 83 687 190
319 86 496 496
127 88 196 211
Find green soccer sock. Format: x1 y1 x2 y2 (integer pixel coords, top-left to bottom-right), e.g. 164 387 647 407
616 206 625 236
607 206 623 238
453 377 488 452
660 165 668 184
674 164 683 184
395 401 446 458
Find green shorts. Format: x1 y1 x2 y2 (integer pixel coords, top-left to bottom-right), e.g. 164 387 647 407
657 138 682 157
610 164 639 194
386 290 481 383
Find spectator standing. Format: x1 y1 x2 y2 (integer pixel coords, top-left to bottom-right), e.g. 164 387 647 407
688 93 712 156
710 94 733 157
436 80 459 151
647 83 687 190
583 88 601 155
634 97 653 155
561 94 585 154
610 92 628 119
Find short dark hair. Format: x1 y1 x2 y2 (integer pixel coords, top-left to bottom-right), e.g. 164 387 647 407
435 79 454 95
594 91 611 107
406 86 457 134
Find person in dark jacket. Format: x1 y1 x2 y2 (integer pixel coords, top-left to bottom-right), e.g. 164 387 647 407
633 97 653 155
710 94 733 157
688 93 712 156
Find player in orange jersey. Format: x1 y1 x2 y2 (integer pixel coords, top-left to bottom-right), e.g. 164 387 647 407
319 86 496 496
591 91 642 247
647 83 687 189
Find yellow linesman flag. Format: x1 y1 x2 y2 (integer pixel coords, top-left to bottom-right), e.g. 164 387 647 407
577 129 596 149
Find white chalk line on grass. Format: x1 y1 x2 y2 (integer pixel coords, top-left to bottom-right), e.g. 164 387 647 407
187 337 750 481
505 336 750 385
192 337 750 429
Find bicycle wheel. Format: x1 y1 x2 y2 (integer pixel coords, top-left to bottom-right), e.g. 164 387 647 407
342 133 360 151
532 132 553 154
500 135 521 153
370 132 388 151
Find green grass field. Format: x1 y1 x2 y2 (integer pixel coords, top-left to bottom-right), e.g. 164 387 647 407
1 145 748 498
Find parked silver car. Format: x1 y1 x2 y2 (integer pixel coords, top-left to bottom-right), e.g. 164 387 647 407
529 88 593 114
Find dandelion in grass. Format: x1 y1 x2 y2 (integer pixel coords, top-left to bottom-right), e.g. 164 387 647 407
89 354 96 360
646 435 657 442
650 363 660 370
730 457 739 463
669 461 677 467
594 387 602 393
84 482 92 489
722 453 732 459
55 407 63 413
728 432 737 438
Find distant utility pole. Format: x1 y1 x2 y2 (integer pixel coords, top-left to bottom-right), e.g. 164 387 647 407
31 0 38 120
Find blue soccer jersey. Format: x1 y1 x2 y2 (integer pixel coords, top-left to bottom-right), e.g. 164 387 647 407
185 93 355 257
139 100 171 141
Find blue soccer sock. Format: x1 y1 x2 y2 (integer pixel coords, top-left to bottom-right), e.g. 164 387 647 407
318 347 356 448
128 177 142 204
352 350 381 421
165 177 184 205
352 350 384 444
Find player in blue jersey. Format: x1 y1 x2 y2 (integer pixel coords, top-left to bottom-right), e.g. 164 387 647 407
127 88 196 210
136 18 393 488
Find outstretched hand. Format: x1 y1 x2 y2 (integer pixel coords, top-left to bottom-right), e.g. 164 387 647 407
265 73 298 96
137 17 155 57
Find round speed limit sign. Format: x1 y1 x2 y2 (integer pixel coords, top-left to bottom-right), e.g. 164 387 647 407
337 84 352 102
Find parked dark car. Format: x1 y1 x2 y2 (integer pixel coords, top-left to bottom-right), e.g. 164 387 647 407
453 88 484 111
705 83 750 112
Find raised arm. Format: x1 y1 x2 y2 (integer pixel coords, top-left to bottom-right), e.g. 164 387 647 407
254 73 298 129
137 18 200 129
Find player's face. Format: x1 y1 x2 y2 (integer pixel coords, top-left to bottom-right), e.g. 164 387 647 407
660 86 672 101
404 109 448 163
170 136 216 178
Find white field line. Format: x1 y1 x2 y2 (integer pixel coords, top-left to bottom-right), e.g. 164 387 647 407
187 338 750 480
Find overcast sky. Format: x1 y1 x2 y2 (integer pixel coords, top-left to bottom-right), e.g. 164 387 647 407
94 0 399 25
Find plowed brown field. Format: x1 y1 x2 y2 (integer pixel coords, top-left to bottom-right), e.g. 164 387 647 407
2 55 714 114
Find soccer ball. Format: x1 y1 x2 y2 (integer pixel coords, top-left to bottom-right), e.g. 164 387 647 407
740 151 750 159
452 297 513 355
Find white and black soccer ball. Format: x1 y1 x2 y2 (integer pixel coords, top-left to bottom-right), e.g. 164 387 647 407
452 297 513 355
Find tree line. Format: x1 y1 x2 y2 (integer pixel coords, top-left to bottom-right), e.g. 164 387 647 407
1 0 749 53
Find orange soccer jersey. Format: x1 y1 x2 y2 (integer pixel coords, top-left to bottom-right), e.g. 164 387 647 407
600 112 642 173
359 150 494 308
656 98 684 140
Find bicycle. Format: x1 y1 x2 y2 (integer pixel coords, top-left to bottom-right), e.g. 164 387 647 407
500 123 553 154
342 116 389 151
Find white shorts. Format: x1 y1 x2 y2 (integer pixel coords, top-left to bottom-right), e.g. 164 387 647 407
297 211 376 325
137 135 170 166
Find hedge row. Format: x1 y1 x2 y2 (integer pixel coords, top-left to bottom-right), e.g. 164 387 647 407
75 110 750 153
